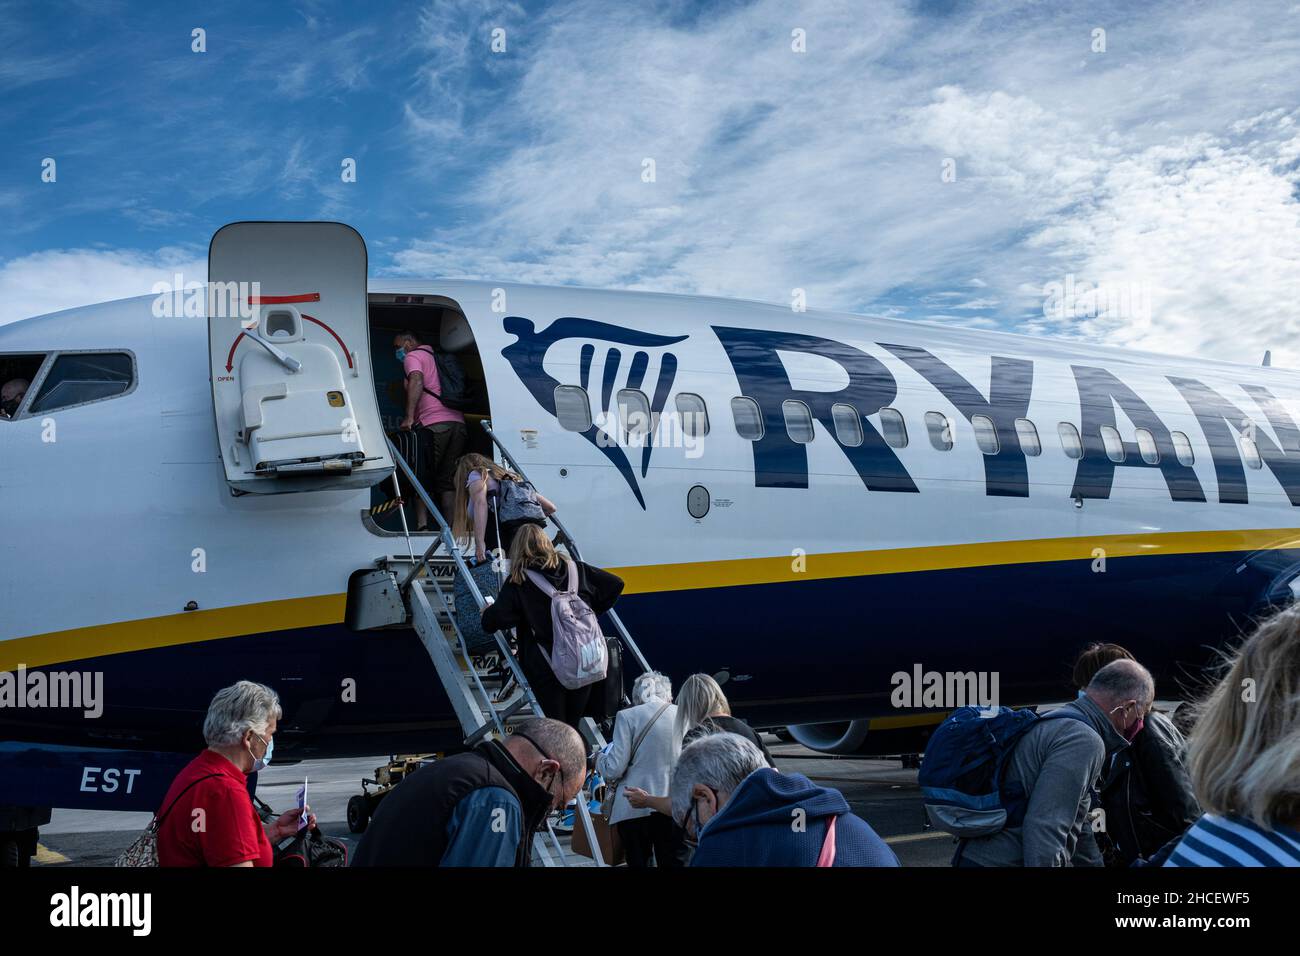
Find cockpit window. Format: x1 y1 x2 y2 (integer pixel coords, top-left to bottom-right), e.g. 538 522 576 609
28 352 135 414
0 352 47 420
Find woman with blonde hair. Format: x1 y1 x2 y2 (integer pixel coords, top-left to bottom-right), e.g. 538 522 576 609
452 452 556 565
674 673 774 764
1165 607 1300 866
480 524 623 729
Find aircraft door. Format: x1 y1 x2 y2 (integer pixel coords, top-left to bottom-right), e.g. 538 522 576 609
207 222 393 494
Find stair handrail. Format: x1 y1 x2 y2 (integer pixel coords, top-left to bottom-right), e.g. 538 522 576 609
480 420 651 675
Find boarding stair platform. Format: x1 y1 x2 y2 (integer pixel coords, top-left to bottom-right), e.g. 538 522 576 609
360 421 652 866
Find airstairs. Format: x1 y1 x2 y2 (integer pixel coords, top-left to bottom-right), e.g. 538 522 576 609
361 421 652 866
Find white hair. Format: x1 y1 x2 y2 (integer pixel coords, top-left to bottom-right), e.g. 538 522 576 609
203 681 282 747
632 671 672 706
669 731 766 826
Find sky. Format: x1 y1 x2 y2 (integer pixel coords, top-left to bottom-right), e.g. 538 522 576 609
2 0 1300 365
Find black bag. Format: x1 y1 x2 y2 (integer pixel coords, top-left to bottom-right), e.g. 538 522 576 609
454 559 505 653
584 636 623 727
414 346 476 411
274 827 348 868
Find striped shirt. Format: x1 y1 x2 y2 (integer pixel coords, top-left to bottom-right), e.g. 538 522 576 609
1165 813 1300 867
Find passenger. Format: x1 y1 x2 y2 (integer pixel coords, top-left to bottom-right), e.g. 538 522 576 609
479 524 624 729
393 330 466 528
670 732 898 867
1069 642 1200 866
156 681 317 867
352 718 586 867
675 672 775 765
595 672 680 868
1165 608 1300 866
624 672 774 865
956 659 1152 867
452 452 556 566
0 378 28 418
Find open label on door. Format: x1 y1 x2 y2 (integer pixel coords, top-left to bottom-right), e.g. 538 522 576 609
208 221 393 494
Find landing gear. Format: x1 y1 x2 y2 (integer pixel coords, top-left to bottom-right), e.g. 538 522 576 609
0 807 49 867
0 829 38 866
347 755 432 834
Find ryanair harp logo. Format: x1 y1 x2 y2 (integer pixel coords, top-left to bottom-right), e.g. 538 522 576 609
501 316 688 509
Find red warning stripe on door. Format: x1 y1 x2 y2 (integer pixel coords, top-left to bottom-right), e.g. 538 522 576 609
249 293 321 304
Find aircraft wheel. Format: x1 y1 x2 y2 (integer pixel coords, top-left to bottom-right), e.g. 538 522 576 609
0 837 21 867
347 795 370 834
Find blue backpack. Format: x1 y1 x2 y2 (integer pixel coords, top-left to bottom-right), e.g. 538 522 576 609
918 706 1090 837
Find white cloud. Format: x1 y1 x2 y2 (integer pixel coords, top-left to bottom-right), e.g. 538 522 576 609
385 0 1300 367
0 247 204 325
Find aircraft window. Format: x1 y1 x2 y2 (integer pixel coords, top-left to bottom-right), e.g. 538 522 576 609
1058 422 1083 459
1099 425 1125 463
1015 418 1041 456
1171 430 1195 467
617 388 652 440
0 352 47 420
971 415 1000 455
1239 422 1263 469
730 396 764 441
782 400 815 444
28 352 134 414
1135 428 1160 464
880 407 908 449
265 309 297 337
553 385 592 432
925 412 953 451
674 393 709 437
831 403 863 447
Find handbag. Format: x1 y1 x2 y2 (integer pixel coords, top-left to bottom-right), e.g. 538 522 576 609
274 827 348 867
115 772 221 867
601 701 671 820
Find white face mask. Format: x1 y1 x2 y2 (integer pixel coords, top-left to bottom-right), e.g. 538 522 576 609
249 731 273 774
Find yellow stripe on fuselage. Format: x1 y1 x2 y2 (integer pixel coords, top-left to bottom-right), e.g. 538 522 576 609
0 594 344 671
5 527 1300 671
607 527 1300 594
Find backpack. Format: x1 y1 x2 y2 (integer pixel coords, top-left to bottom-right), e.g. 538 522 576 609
524 559 608 690
115 772 221 867
496 478 546 525
918 706 1093 837
413 346 476 411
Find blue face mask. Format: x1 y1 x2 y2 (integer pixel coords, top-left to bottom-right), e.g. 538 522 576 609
395 348 407 363
249 731 273 774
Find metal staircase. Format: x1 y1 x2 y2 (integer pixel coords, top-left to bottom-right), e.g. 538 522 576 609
367 421 652 866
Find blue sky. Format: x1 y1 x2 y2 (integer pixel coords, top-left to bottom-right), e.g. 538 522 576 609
3 0 1300 365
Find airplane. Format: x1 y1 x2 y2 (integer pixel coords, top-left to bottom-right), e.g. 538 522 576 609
2 220 1298 860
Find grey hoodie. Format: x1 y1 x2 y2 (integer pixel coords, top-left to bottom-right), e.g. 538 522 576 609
959 695 1128 867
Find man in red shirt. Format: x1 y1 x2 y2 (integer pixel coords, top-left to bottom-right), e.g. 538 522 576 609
157 681 315 867
394 330 466 529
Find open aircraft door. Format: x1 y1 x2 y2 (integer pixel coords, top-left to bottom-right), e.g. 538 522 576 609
208 221 393 495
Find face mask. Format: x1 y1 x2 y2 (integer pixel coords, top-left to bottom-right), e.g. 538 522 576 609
1109 703 1143 742
395 348 407 363
1123 715 1145 742
249 731 273 773
1 398 18 416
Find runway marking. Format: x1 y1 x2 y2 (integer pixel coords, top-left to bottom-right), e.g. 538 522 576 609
884 831 952 845
35 843 71 864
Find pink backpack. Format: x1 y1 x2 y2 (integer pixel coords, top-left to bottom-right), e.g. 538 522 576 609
524 559 608 690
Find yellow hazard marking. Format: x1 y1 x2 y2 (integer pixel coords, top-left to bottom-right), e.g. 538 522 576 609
35 843 71 864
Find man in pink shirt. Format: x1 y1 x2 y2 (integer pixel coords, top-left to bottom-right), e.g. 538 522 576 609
394 331 466 528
